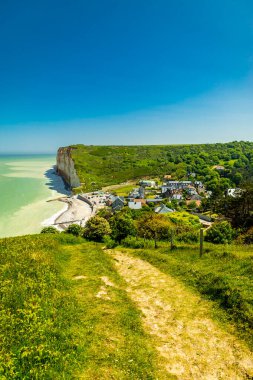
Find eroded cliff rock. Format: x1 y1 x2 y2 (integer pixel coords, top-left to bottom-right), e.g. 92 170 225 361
57 147 81 188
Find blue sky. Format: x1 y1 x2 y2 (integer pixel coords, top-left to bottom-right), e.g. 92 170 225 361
0 0 253 153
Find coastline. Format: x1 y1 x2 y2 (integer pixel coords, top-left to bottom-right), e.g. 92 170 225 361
0 156 100 237
0 156 71 238
41 202 69 231
50 197 93 230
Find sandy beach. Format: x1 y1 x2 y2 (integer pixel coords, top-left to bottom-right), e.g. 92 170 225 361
52 197 93 230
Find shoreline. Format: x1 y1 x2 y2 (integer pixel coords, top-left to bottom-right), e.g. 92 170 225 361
41 201 69 231
0 157 72 238
43 196 94 231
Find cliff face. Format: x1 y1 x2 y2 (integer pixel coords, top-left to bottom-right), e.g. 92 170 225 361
56 147 81 188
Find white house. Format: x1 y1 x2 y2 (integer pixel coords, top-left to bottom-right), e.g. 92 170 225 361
139 180 156 188
128 201 142 210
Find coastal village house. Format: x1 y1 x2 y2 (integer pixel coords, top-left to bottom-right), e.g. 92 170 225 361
129 186 145 199
155 204 174 214
107 195 125 212
139 180 156 188
128 201 142 210
112 197 125 211
161 181 192 193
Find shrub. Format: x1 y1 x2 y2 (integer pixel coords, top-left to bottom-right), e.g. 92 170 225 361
205 221 235 244
167 212 201 230
84 216 111 242
177 230 199 243
110 214 136 243
237 227 253 244
137 214 172 241
66 223 84 237
121 236 154 249
41 226 59 234
103 236 117 249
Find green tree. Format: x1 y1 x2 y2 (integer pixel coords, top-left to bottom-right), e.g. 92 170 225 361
66 224 83 236
137 214 172 246
219 182 253 228
41 226 59 234
205 221 235 244
187 201 197 210
110 214 136 242
84 216 111 242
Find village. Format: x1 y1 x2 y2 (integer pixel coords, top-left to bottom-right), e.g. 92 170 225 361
104 177 206 212
72 176 211 227
49 171 241 231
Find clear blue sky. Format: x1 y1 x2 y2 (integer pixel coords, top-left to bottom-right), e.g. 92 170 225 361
0 0 253 153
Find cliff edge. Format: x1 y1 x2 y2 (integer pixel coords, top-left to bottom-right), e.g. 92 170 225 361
56 146 81 188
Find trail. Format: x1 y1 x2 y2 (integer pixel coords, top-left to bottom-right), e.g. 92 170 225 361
109 250 253 380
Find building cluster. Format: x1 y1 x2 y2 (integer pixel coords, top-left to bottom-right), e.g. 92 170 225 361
105 176 207 214
161 179 204 206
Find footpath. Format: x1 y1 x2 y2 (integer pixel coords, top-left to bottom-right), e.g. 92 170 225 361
109 250 253 380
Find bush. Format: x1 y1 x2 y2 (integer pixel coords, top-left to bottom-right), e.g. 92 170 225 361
121 236 154 249
205 221 235 244
137 214 172 241
110 214 136 243
237 227 253 244
41 226 59 234
103 236 117 249
167 212 201 230
84 216 111 242
177 230 199 243
66 224 84 237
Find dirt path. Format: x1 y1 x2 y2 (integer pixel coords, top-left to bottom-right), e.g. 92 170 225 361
109 250 253 380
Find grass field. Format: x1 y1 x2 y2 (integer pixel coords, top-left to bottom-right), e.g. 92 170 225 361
1 234 253 378
0 234 162 379
0 234 80 379
103 183 137 196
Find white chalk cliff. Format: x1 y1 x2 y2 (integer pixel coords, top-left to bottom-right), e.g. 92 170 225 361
56 147 81 188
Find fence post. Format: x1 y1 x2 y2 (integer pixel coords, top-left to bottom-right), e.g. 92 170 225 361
200 228 204 257
154 232 157 249
170 230 174 251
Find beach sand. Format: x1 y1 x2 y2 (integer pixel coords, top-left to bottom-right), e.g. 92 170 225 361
54 198 93 229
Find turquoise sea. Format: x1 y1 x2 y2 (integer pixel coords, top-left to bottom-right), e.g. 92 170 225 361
0 155 68 238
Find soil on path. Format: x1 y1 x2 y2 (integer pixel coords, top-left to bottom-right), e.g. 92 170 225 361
109 250 253 380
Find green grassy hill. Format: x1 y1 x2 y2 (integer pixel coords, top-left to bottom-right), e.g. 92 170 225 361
1 233 253 378
0 234 159 379
68 141 253 191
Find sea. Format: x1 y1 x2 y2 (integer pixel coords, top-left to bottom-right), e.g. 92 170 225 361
0 155 69 238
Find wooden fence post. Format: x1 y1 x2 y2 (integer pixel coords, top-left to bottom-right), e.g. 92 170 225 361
170 230 174 251
200 228 204 257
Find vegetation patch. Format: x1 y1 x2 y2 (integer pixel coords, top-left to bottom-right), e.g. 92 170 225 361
0 234 80 379
69 142 253 192
60 242 157 379
0 235 158 379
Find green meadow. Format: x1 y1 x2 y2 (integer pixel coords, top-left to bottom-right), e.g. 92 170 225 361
0 235 159 379
1 233 253 378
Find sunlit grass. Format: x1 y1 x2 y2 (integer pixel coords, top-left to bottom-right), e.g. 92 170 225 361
122 243 253 349
0 235 159 379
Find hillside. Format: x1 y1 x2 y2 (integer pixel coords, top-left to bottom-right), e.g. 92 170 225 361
1 233 253 378
58 142 253 191
0 234 158 379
